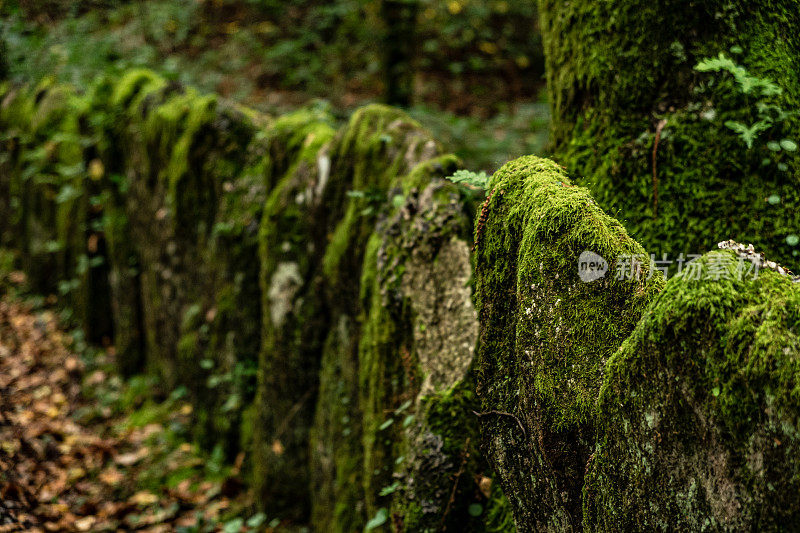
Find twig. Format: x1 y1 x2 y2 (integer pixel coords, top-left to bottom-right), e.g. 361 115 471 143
473 188 496 252
472 410 526 438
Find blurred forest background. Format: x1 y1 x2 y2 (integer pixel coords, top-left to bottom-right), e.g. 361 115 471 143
0 0 550 171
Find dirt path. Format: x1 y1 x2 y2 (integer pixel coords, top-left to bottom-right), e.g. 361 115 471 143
0 297 254 532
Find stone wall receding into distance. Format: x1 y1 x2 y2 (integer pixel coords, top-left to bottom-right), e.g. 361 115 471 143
2 1 800 524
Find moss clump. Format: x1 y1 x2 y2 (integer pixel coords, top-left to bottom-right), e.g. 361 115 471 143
539 0 800 270
586 249 800 530
474 155 663 530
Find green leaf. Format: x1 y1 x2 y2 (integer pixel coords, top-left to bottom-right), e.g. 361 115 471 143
446 169 490 189
379 418 394 431
712 387 720 397
223 518 243 533
379 481 401 496
787 235 800 247
365 508 388 530
767 141 782 152
56 184 82 204
779 139 798 151
723 120 770 149
767 194 781 205
56 162 84 178
468 503 483 517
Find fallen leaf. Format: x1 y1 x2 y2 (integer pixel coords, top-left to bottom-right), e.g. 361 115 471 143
130 491 159 506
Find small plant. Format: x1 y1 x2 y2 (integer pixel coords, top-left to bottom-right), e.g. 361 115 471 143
695 52 781 96
695 50 797 150
446 169 490 189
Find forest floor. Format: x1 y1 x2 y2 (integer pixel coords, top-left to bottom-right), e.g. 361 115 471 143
0 284 265 532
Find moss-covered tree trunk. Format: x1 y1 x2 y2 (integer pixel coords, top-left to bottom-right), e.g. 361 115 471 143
540 0 800 268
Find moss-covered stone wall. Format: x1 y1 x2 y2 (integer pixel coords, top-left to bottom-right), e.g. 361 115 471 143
0 71 513 531
7 51 798 531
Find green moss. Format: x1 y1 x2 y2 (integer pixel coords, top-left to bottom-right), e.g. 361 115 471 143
356 172 493 532
474 155 664 529
110 68 167 111
540 0 800 270
586 248 800 530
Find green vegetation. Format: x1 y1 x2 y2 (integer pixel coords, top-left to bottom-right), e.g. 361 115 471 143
0 0 550 171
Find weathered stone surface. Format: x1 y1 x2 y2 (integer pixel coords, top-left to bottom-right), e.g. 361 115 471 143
474 155 663 530
586 248 800 531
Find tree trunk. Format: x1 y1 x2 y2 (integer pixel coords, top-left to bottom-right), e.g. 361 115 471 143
540 0 800 269
381 0 419 107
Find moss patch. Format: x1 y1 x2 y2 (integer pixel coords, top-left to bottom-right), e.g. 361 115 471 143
540 0 800 269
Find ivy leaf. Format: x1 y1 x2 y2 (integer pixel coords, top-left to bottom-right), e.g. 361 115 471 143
379 481 401 496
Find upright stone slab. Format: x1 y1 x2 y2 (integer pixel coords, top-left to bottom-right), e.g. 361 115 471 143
586 246 800 530
474 156 663 530
251 108 339 520
105 70 279 452
539 0 800 268
357 162 485 531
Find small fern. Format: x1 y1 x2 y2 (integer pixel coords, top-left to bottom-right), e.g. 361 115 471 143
446 169 491 189
695 50 797 152
695 52 781 96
